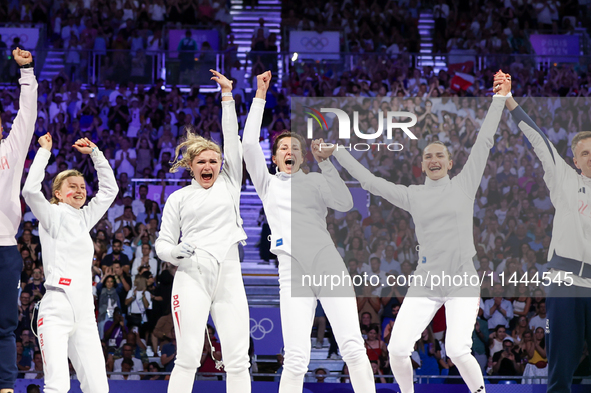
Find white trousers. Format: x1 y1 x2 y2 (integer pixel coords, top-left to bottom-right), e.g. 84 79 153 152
388 294 484 393
38 290 108 393
277 247 375 393
168 246 251 393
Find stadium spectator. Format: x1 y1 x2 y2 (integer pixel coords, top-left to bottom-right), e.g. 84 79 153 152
111 358 141 380
23 351 44 379
491 337 522 377
104 308 129 348
483 284 514 329
23 268 45 302
101 239 131 272
160 335 177 372
16 341 31 377
131 243 158 280
529 300 547 332
16 292 35 336
114 341 146 374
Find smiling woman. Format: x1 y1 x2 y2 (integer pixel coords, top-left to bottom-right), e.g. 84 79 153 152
49 169 85 205
321 74 512 393
21 133 118 393
421 141 453 180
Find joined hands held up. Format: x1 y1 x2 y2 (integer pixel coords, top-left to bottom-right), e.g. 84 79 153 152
493 70 512 96
311 138 336 162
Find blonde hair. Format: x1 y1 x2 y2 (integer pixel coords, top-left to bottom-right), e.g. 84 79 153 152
170 127 222 173
50 170 84 204
423 141 452 161
571 131 591 157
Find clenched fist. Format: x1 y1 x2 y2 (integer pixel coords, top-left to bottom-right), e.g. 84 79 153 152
13 48 33 67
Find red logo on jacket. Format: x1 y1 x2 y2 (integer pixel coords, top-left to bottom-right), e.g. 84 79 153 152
0 156 9 170
59 278 72 286
173 294 181 335
38 318 43 327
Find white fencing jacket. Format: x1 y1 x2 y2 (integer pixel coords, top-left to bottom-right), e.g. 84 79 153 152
333 95 508 277
22 148 118 317
0 68 37 246
156 100 246 264
242 98 353 269
510 105 591 286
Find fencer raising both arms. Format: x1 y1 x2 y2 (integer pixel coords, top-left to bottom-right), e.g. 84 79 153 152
242 71 376 393
155 70 251 393
318 76 512 393
22 134 117 393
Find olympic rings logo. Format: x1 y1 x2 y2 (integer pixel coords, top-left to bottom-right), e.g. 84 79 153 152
4 34 30 44
250 317 274 340
300 37 329 50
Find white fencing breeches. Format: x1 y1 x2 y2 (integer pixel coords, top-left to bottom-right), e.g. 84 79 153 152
168 246 251 393
38 290 108 393
277 247 375 393
388 295 484 393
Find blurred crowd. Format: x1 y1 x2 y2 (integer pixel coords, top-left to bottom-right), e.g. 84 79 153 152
282 0 589 54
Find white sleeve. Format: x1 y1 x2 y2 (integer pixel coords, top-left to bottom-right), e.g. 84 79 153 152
131 258 140 276
454 95 507 197
82 150 119 229
154 194 181 264
22 149 57 236
149 257 157 276
509 105 573 199
242 98 271 199
317 159 353 212
504 300 514 320
6 69 37 157
126 288 135 300
333 148 411 211
482 300 493 320
220 100 243 184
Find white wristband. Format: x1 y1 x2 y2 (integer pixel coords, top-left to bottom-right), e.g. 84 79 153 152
221 92 233 97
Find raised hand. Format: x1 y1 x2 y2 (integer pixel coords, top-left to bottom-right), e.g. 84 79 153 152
255 71 272 99
13 48 33 67
257 71 272 92
72 137 97 155
210 69 233 93
311 138 336 162
493 70 511 96
38 132 52 151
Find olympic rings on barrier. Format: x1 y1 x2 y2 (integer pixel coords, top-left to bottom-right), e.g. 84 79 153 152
249 317 274 340
300 37 329 50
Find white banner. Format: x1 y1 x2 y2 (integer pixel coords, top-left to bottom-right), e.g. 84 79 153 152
0 28 40 52
289 31 340 60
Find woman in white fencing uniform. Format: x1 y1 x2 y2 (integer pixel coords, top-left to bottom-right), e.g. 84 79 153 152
22 134 117 393
242 71 376 393
320 78 511 393
155 70 250 393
